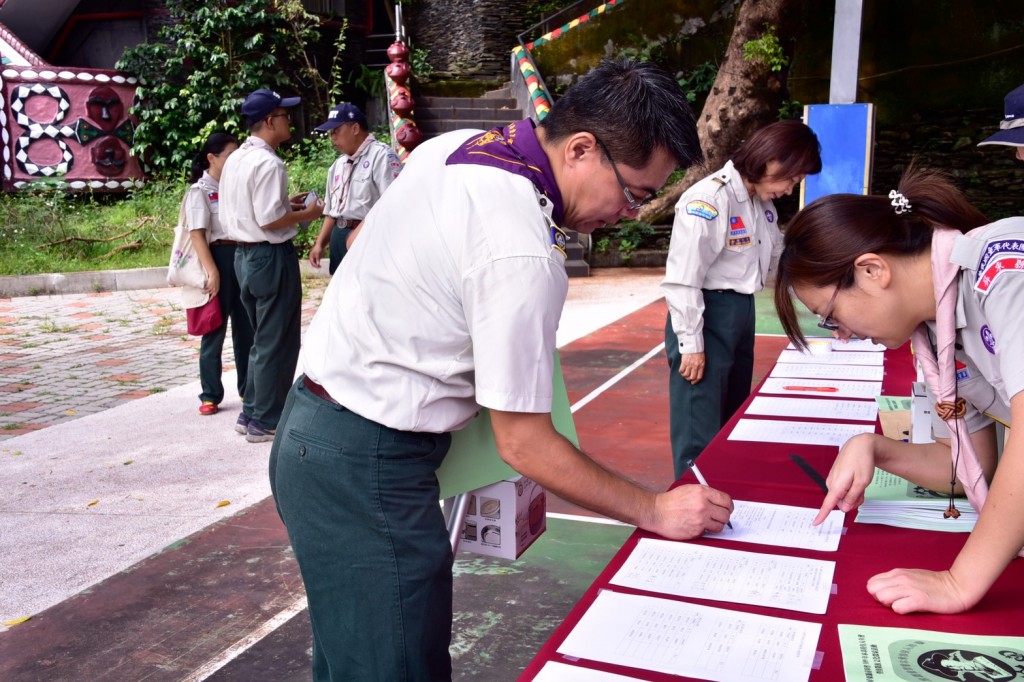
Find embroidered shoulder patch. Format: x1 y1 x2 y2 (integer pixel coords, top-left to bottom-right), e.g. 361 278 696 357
207 192 219 204
550 225 567 257
685 200 718 220
974 239 1024 293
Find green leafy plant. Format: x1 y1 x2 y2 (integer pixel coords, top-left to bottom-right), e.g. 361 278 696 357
614 220 654 251
742 24 789 73
117 0 346 176
410 45 434 80
281 135 337 257
778 99 804 121
677 61 718 103
353 64 386 99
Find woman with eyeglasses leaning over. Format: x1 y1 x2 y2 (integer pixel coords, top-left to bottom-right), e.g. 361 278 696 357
662 120 821 480
774 164 1024 615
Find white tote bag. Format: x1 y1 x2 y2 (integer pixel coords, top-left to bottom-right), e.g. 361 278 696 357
167 195 208 290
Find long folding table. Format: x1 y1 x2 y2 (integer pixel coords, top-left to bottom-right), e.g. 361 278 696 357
520 342 1024 681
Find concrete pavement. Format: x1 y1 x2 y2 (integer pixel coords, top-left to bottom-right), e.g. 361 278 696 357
0 267 666 630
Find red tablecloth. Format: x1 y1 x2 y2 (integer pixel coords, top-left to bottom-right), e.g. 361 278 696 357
520 343 1024 681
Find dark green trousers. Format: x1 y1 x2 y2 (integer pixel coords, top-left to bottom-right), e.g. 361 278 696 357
328 224 355 275
198 244 254 404
270 378 454 681
665 289 755 479
234 241 302 430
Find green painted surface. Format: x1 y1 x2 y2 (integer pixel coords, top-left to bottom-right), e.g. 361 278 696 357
451 516 634 681
754 288 821 338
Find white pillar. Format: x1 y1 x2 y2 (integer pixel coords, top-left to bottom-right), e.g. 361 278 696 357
829 0 863 104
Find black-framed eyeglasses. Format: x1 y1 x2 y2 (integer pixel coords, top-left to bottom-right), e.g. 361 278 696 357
592 135 654 211
268 111 291 122
817 284 842 332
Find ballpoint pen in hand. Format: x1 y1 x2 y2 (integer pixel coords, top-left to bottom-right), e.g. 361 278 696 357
687 460 733 530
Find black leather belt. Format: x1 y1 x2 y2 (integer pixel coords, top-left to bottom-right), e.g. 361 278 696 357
303 375 339 405
337 218 360 228
209 239 241 247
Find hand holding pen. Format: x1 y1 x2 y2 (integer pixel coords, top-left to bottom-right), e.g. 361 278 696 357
688 460 734 530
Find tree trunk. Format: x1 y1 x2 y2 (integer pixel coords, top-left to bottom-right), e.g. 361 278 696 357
640 0 805 224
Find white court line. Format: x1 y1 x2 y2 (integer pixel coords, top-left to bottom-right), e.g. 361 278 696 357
187 344 662 678
569 342 665 414
184 595 308 682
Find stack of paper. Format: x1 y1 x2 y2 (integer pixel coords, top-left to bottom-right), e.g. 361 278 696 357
855 468 976 532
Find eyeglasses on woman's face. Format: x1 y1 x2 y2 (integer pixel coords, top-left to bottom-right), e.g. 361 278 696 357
817 283 842 332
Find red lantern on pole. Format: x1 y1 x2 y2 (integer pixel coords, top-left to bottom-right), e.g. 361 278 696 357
387 41 410 64
390 86 415 117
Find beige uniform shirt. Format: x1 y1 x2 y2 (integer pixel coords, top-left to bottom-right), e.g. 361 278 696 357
183 172 227 242
323 136 402 221
926 217 1024 434
302 130 568 432
219 136 295 244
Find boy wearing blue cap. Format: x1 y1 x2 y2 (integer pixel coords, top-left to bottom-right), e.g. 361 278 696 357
220 88 324 442
978 83 1024 161
308 102 403 274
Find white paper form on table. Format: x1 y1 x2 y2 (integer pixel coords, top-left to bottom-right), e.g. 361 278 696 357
788 337 886 352
610 538 836 614
729 418 875 447
532 661 647 682
746 395 879 422
556 590 822 682
705 500 845 552
776 349 885 366
758 377 883 399
769 362 884 381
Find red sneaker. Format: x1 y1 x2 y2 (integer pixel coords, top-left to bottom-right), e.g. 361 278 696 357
199 401 219 416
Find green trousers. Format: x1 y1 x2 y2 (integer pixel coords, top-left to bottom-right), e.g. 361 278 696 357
198 244 254 404
270 378 454 680
234 241 302 430
665 289 755 479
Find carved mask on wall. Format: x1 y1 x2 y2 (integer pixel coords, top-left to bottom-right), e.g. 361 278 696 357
86 86 124 132
91 138 126 176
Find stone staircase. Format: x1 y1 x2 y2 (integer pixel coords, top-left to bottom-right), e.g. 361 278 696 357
413 85 521 138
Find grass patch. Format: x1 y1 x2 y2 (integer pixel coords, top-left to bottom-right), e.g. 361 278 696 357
0 179 182 276
0 139 341 277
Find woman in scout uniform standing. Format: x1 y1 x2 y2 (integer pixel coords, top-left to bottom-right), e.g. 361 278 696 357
181 133 254 416
662 120 821 479
774 165 1024 615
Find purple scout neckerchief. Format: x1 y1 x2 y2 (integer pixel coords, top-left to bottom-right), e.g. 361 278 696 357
446 118 565 225
909 226 990 521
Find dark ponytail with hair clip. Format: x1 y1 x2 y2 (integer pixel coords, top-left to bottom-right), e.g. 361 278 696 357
189 132 239 183
774 163 988 349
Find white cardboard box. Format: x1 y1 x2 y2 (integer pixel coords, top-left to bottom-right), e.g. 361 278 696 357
911 381 936 444
459 476 546 560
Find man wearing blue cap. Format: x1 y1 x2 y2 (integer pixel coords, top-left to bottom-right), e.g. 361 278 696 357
308 102 403 274
978 83 1024 161
220 88 324 442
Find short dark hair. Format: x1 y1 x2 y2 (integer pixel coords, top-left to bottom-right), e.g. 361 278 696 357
731 120 822 183
540 58 702 170
774 164 988 349
189 132 239 183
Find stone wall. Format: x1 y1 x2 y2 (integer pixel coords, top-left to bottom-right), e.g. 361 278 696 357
406 0 535 81
873 109 1024 220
